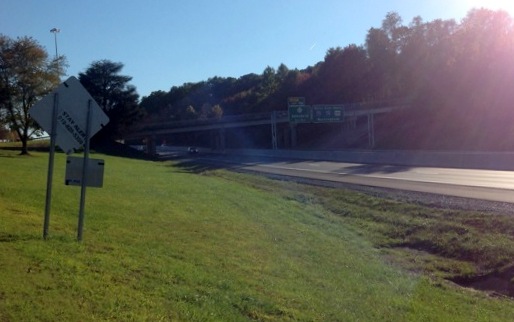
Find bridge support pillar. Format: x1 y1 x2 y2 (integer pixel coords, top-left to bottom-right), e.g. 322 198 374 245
210 129 224 150
290 123 297 148
271 111 278 150
215 128 225 151
283 127 290 148
367 113 375 148
146 135 157 156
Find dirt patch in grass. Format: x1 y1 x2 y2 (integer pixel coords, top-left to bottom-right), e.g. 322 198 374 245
451 266 514 298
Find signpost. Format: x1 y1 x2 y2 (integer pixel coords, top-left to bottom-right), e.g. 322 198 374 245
287 97 305 106
29 76 109 241
288 98 345 123
29 76 109 154
65 157 105 187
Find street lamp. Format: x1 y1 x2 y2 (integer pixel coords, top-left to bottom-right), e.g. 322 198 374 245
50 28 60 58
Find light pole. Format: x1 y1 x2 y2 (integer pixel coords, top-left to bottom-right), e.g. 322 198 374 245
43 28 60 240
50 28 60 58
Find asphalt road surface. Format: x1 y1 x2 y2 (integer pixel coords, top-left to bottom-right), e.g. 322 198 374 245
193 155 514 204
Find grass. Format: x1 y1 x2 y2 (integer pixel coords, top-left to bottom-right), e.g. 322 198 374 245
1 148 514 321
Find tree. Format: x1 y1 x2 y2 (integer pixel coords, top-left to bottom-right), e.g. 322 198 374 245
259 66 278 97
78 60 143 142
184 105 197 119
210 104 223 120
140 90 167 115
0 35 64 154
0 125 10 141
316 45 370 103
276 63 289 82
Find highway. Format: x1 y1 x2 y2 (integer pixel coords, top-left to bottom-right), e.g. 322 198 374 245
189 154 514 204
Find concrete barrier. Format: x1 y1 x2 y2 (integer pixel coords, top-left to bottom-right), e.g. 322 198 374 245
221 149 514 171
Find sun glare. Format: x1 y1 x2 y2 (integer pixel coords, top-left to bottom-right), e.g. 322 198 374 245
461 0 514 16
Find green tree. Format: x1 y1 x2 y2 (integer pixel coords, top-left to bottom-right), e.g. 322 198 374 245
0 35 64 154
259 66 278 97
140 90 167 115
316 45 370 103
78 60 143 142
276 63 289 82
397 16 457 102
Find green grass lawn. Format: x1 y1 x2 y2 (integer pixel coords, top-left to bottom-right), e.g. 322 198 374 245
1 149 514 321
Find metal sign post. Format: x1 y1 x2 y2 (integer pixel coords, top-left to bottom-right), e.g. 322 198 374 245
77 100 93 242
43 93 59 240
30 76 109 242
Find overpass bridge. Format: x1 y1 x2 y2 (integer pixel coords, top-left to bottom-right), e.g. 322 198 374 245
125 100 411 155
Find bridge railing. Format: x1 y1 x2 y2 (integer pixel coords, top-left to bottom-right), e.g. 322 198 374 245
133 111 289 132
131 99 411 133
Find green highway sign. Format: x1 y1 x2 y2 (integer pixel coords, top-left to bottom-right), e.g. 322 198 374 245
288 105 311 123
312 105 344 123
287 98 345 123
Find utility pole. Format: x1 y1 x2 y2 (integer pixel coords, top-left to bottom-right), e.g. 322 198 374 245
50 28 60 58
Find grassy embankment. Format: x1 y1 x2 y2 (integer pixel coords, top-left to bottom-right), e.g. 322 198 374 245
1 147 514 321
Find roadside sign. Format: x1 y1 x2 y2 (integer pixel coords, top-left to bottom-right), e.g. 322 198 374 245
312 105 344 123
288 105 311 123
65 157 105 188
288 97 305 106
30 76 109 241
29 76 109 154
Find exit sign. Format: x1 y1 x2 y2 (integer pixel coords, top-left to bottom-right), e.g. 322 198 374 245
288 105 311 123
312 105 344 123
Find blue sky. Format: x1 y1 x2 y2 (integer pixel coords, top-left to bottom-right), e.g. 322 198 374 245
1 1 513 98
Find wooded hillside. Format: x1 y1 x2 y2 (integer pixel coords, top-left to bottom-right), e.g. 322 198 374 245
139 9 514 150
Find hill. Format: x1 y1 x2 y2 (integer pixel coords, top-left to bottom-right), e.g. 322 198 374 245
137 9 514 151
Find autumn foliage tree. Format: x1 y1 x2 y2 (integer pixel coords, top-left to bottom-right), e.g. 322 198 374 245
0 35 64 154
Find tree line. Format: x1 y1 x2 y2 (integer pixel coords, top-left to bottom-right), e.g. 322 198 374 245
0 36 142 153
2 8 514 152
140 8 514 150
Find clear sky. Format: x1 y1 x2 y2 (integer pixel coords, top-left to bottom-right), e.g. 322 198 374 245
1 0 513 98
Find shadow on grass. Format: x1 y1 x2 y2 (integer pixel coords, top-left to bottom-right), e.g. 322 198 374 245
451 266 514 298
0 232 40 243
90 141 155 160
1 141 154 160
0 146 49 154
171 158 241 174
